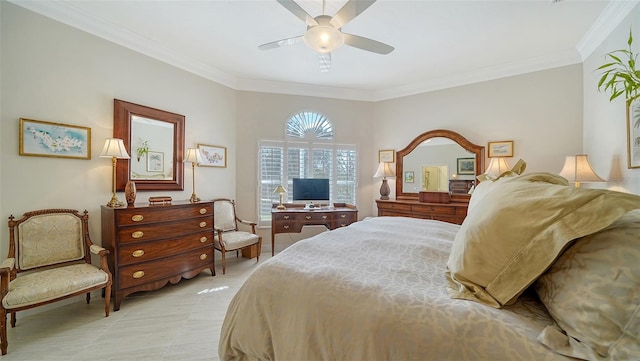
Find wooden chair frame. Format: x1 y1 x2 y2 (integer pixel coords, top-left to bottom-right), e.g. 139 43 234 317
0 209 112 355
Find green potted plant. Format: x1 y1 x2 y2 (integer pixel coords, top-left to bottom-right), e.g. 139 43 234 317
597 30 640 107
135 139 149 162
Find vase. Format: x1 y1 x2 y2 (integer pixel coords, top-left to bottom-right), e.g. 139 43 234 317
125 181 136 206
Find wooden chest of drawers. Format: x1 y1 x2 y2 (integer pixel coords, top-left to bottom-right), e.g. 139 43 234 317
101 201 215 311
376 199 468 225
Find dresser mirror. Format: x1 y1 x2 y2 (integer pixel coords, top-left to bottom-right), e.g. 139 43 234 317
395 129 484 201
114 99 185 191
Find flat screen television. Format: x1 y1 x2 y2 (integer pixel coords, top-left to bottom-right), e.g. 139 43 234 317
292 178 330 203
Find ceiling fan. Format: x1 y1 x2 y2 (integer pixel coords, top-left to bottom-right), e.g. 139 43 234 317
259 0 394 72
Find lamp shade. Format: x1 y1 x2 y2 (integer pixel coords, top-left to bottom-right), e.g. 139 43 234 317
184 148 203 164
484 157 510 177
99 138 130 159
559 154 605 185
374 162 396 178
273 185 287 194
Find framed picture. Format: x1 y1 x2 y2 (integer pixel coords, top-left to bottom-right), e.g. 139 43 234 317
488 140 514 157
404 171 414 183
198 144 227 168
627 97 640 168
378 149 395 163
146 151 164 172
457 157 476 175
19 118 91 159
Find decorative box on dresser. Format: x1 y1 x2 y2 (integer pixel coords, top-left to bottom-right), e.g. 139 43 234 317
376 199 468 225
101 201 215 311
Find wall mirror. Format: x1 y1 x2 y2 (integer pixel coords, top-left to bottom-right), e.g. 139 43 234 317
114 99 184 191
395 129 484 201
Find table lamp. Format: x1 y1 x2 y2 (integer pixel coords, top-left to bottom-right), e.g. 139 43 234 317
184 148 204 202
374 162 395 200
559 154 605 187
273 185 287 210
484 157 510 178
99 138 130 207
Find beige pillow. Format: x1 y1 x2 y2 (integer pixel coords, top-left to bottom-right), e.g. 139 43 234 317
535 210 640 361
468 159 527 215
446 173 640 308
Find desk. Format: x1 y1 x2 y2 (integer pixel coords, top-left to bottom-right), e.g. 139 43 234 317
271 203 358 255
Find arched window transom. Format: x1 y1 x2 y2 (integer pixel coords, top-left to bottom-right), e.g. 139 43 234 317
286 112 333 140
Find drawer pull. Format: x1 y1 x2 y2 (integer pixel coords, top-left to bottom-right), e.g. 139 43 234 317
199 208 207 214
283 225 290 229
284 215 290 219
340 214 346 218
132 271 145 279
199 221 207 228
200 253 208 260
131 215 144 222
322 215 328 219
200 236 208 243
132 250 145 257
131 231 144 239
305 215 312 220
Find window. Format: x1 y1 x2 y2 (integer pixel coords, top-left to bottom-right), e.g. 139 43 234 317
258 112 357 225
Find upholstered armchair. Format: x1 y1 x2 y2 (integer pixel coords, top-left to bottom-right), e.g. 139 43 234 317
213 199 262 274
0 209 112 355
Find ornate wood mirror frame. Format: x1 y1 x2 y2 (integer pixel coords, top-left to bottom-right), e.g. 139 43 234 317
114 99 184 191
395 129 484 201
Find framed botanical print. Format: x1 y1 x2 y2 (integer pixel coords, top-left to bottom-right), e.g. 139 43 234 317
627 98 640 168
198 144 227 168
19 118 91 159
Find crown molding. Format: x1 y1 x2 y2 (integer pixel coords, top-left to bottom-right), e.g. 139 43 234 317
9 0 635 102
8 0 238 89
576 0 640 60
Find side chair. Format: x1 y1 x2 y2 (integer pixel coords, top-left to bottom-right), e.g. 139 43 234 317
0 209 112 355
212 199 262 274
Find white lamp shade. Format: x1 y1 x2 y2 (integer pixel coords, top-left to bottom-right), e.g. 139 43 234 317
559 154 605 183
273 185 287 194
99 138 130 159
484 157 510 177
184 148 204 164
374 162 396 178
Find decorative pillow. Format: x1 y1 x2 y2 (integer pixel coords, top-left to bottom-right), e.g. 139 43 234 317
468 159 527 215
445 172 640 308
535 210 640 361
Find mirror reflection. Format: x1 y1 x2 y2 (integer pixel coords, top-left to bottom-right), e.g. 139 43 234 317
402 138 475 193
130 116 175 181
113 99 185 191
395 129 484 200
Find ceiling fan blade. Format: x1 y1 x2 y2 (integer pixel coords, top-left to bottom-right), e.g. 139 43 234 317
319 53 331 72
258 35 304 50
276 0 319 26
343 33 394 54
330 0 376 28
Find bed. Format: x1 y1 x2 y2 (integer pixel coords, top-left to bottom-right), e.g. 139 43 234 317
219 173 640 361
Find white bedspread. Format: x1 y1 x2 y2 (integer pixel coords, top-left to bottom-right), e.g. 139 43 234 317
219 216 574 361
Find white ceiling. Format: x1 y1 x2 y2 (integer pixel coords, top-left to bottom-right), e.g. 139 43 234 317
10 0 638 101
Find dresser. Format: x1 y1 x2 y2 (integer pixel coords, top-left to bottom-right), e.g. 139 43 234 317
449 179 475 194
376 199 468 225
101 201 215 311
271 203 358 255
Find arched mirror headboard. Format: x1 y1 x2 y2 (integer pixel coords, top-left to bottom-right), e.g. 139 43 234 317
395 129 485 201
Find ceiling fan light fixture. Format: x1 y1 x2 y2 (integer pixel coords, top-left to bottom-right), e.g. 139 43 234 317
304 25 344 53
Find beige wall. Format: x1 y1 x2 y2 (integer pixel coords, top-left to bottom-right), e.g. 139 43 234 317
583 3 640 194
1 2 237 256
372 65 585 211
